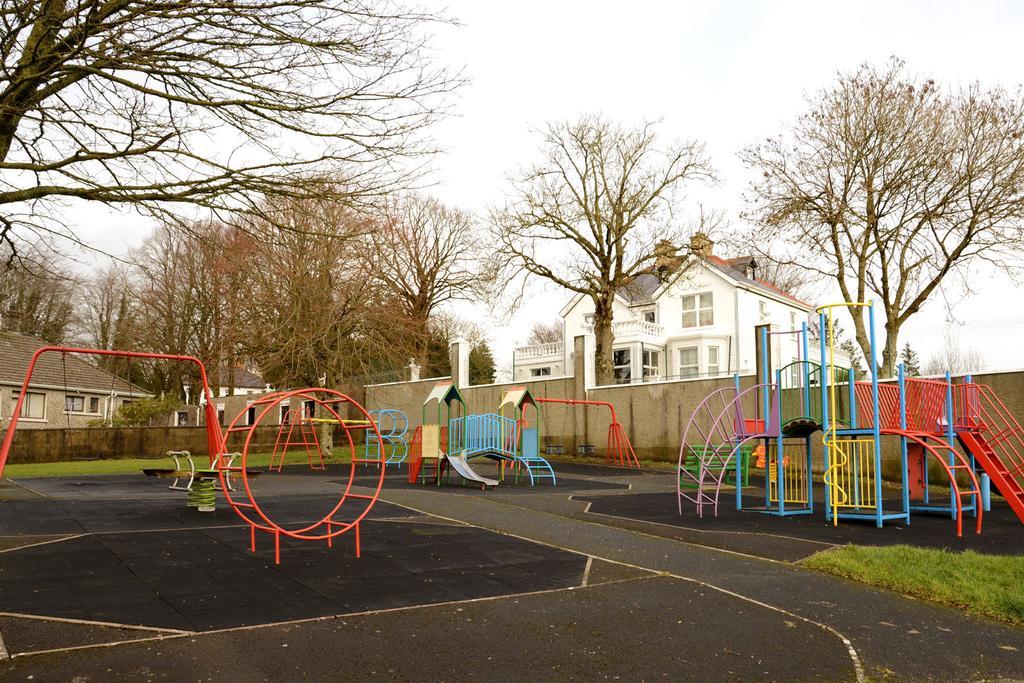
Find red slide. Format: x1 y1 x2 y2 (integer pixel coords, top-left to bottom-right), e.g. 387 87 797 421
954 383 1024 525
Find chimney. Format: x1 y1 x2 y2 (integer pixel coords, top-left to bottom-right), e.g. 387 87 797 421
689 232 714 259
653 239 678 278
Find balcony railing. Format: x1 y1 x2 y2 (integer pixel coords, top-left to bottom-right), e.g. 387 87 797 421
583 319 665 337
515 341 563 360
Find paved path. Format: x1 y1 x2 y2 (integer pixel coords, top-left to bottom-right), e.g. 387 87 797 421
376 485 1024 682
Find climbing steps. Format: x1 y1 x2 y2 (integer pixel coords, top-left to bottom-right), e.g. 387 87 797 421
953 383 1024 525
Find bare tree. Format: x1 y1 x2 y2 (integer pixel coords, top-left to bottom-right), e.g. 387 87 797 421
130 222 235 395
0 245 77 342
368 194 486 366
493 115 715 385
747 260 818 303
742 60 1024 376
0 1 457 254
78 264 135 349
235 197 403 389
526 320 563 345
924 329 986 376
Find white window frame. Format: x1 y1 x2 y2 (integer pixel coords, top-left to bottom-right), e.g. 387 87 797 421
679 347 699 379
13 391 46 420
642 349 660 378
613 348 632 384
707 346 720 376
176 411 189 427
530 367 552 377
682 292 713 328
64 395 86 413
88 396 101 414
641 307 656 324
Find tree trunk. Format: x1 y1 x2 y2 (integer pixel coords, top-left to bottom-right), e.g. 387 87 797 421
592 297 615 386
880 323 899 379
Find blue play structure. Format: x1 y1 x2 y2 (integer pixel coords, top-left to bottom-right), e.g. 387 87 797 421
448 413 516 458
365 409 409 466
499 387 556 486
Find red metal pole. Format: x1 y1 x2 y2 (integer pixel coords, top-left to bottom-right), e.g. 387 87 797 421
0 346 217 480
534 397 639 467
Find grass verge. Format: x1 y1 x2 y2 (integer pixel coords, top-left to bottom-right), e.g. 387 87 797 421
804 544 1024 626
2 449 368 479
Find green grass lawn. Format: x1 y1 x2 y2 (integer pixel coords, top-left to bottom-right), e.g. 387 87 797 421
1 448 378 479
804 544 1024 626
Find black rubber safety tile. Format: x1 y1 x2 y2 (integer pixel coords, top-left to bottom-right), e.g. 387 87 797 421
0 493 418 537
578 490 1024 558
0 519 587 632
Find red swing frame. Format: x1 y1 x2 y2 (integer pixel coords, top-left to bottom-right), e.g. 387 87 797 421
534 397 641 468
0 346 222 479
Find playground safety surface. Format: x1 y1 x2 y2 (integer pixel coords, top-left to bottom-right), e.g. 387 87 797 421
577 484 1024 562
1 464 1024 681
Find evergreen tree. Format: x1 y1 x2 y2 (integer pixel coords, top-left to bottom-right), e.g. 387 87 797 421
468 344 496 385
899 342 922 376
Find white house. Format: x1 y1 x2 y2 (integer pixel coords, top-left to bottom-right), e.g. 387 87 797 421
513 236 825 385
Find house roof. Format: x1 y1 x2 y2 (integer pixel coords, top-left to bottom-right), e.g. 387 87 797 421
706 255 810 308
219 367 266 389
620 273 661 305
557 250 811 317
0 333 149 394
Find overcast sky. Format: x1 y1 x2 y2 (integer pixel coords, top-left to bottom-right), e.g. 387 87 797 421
77 0 1024 375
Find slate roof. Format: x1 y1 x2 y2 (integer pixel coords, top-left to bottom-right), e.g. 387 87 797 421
706 256 810 308
0 333 149 394
219 367 267 389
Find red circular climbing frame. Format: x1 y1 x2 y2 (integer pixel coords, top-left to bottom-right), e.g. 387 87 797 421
218 388 386 563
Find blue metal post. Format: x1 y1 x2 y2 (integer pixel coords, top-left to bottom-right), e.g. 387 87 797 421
945 371 961 519
897 364 911 524
801 321 810 416
869 301 883 528
776 368 785 515
760 327 769 512
819 311 832 523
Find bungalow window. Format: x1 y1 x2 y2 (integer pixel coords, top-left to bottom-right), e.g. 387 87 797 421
64 395 85 413
682 293 713 327
530 367 552 377
707 346 720 375
613 349 631 383
12 391 45 420
679 347 699 379
642 349 660 378
89 397 100 413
